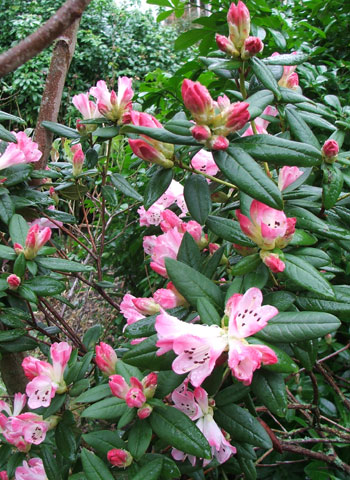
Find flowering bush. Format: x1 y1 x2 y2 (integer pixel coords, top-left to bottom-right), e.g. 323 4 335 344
0 2 349 479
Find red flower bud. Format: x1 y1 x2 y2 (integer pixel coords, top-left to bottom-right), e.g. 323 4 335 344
107 449 133 468
241 36 264 59
322 139 339 163
7 274 21 290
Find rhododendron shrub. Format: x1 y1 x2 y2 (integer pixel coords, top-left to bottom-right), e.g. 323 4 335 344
0 1 348 479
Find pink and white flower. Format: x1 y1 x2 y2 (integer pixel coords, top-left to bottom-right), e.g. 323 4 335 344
172 383 236 465
241 36 264 59
260 250 286 273
236 200 296 250
120 293 154 325
242 105 278 137
15 457 48 480
15 224 52 260
191 149 219 178
278 166 303 191
155 287 278 386
0 132 41 171
29 205 63 230
144 227 183 278
89 77 133 124
23 342 72 409
272 52 299 90
153 282 187 309
2 412 49 452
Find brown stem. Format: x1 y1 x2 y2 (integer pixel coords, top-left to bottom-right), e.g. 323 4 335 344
316 364 350 411
0 0 92 78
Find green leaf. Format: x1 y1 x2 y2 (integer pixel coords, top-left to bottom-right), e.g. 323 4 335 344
0 245 16 260
0 329 26 342
0 125 16 143
197 297 221 325
268 28 286 49
231 253 261 276
94 126 119 139
40 445 61 480
238 457 257 480
235 135 321 166
128 419 152 460
115 360 142 382
175 28 210 50
322 164 343 209
214 147 283 209
36 257 94 272
121 124 199 145
101 185 117 206
215 384 250 406
154 370 186 399
111 173 143 202
292 340 318 370
289 229 317 246
44 209 76 224
250 57 281 100
24 276 65 296
117 407 136 429
285 106 320 149
13 253 26 277
295 285 350 316
81 449 114 480
124 315 157 339
85 148 99 168
0 336 37 352
149 406 211 458
81 397 127 420
206 215 255 246
215 404 272 448
42 121 80 139
131 459 163 480
83 325 102 350
122 334 175 370
69 378 90 397
251 370 287 417
144 167 173 209
254 311 340 342
0 110 25 124
177 232 202 271
184 174 211 224
0 193 14 224
82 431 126 458
165 258 224 310
55 422 76 461
137 454 180 480
284 254 334 299
75 384 111 403
264 52 309 65
246 90 274 120
9 214 28 245
164 118 193 136
291 247 330 268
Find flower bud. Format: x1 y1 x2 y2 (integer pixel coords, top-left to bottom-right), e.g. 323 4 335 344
260 250 285 273
0 471 8 480
7 274 21 290
142 372 157 398
227 1 250 49
109 375 129 399
23 225 52 260
181 79 215 124
132 298 160 316
107 448 133 468
129 139 174 168
278 166 303 191
322 139 339 163
14 243 24 255
241 36 264 59
125 386 146 408
190 124 211 143
137 403 153 419
72 147 84 176
208 135 229 150
215 34 239 56
95 342 118 376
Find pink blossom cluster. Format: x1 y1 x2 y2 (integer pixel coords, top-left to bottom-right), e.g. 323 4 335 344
15 458 47 479
172 382 236 465
73 76 133 130
0 393 50 452
0 132 41 172
215 2 263 59
128 111 174 168
109 372 157 419
120 281 187 326
236 200 296 272
155 287 278 387
143 209 206 277
14 224 51 261
182 79 250 150
22 342 72 409
137 180 187 227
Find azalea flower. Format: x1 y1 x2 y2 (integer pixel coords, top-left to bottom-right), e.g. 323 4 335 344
155 287 278 386
15 457 48 480
89 77 133 124
172 382 236 465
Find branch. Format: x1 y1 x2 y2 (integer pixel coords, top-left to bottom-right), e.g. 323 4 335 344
0 0 93 78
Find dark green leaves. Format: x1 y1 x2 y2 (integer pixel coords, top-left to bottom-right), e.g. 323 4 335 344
250 57 281 100
251 371 287 417
81 449 114 480
35 257 94 272
206 215 254 246
41 121 80 139
149 406 211 458
285 106 320 148
121 124 198 145
213 147 282 209
184 174 211 224
81 397 126 420
9 214 28 245
144 168 173 209
254 311 340 342
111 173 143 202
177 232 201 270
165 258 224 309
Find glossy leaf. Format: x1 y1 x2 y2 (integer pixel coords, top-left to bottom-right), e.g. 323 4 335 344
144 167 173 209
184 174 211 224
251 370 287 417
41 120 80 139
81 449 114 480
177 232 202 271
111 173 143 201
206 215 255 246
250 57 281 99
36 257 94 272
81 397 127 420
128 419 152 460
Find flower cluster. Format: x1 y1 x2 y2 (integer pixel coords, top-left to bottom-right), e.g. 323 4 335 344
156 287 278 386
0 132 41 172
22 342 72 408
15 457 48 480
182 79 250 150
236 200 296 272
109 372 157 419
215 1 263 59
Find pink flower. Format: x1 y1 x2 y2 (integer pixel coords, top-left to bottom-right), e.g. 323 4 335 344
227 1 250 49
0 393 26 418
213 98 250 136
13 132 42 164
95 342 118 376
273 52 299 90
3 412 49 451
260 250 285 273
322 139 339 163
236 200 296 249
242 105 278 137
7 274 21 290
19 224 51 260
71 143 84 176
156 288 278 386
137 404 153 419
107 449 133 468
23 342 71 409
209 135 230 150
89 77 133 124
109 373 157 411
0 143 25 170
181 79 215 125
72 93 101 120
191 149 219 177
278 166 303 190
153 282 187 309
120 293 146 325
29 206 63 230
172 383 236 465
145 228 183 277
109 375 130 399
132 297 160 315
241 36 264 59
15 457 48 480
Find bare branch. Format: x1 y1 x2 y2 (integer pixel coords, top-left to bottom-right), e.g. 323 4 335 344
0 0 93 78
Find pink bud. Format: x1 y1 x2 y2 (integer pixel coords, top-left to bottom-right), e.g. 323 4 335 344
260 251 285 273
125 387 146 408
0 471 8 480
227 1 251 48
209 135 229 150
72 148 84 176
142 372 157 398
37 227 52 250
278 166 303 191
181 79 214 123
225 102 250 131
110 89 118 106
7 274 21 290
286 72 299 89
22 356 41 380
190 124 211 142
322 139 339 163
241 36 264 59
25 225 39 249
137 404 153 419
107 448 133 467
132 297 160 315
215 34 237 56
95 342 118 376
109 375 129 399
76 118 87 134
129 139 174 168
50 342 72 368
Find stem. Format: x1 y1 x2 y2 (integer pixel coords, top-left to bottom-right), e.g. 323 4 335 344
239 63 248 99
